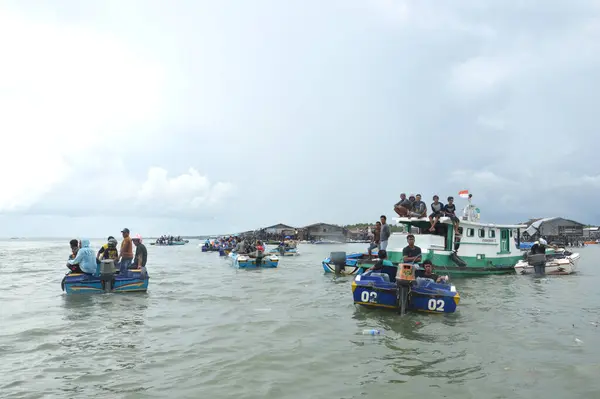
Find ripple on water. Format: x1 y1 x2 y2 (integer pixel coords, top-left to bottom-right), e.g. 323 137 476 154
1 241 600 398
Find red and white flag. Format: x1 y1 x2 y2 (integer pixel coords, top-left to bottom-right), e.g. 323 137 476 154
458 190 470 198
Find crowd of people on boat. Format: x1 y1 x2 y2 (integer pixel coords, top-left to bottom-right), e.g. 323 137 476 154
66 228 148 276
203 236 238 250
365 243 447 284
155 235 184 245
393 192 465 236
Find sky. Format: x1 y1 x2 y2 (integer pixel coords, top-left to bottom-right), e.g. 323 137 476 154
1 0 600 237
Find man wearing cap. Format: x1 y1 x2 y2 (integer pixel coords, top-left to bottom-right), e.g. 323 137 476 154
119 228 134 273
132 234 148 269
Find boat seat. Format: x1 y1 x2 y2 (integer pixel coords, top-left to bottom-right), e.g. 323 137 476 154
370 272 390 282
381 266 398 281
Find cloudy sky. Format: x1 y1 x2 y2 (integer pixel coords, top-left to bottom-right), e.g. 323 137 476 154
1 0 599 237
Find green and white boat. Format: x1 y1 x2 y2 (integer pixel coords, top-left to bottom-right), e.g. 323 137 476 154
387 201 526 276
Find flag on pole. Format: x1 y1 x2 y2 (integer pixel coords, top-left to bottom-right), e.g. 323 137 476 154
458 189 469 198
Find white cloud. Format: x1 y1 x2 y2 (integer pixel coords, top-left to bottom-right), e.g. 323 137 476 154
132 167 235 216
1 0 600 236
0 8 165 212
448 55 518 97
476 114 506 131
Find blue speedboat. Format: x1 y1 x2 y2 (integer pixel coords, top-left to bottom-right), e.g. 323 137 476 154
351 265 459 314
61 263 149 295
322 251 378 274
228 252 279 268
519 241 534 250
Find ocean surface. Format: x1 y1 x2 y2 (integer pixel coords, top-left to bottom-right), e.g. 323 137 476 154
1 239 600 399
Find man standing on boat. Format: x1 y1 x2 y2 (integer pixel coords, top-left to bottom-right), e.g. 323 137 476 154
132 234 148 268
530 237 547 255
402 234 422 263
367 221 381 260
119 228 134 273
379 215 391 251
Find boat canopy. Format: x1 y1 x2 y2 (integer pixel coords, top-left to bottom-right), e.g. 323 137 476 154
524 217 560 236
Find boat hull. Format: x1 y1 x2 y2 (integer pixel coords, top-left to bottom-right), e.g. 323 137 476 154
351 273 459 314
514 253 580 275
228 253 279 268
268 248 299 256
322 252 377 274
62 269 149 295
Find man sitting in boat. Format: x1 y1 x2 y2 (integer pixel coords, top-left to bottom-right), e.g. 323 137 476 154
67 239 82 273
68 239 79 260
393 193 412 217
97 236 118 260
443 196 461 236
408 194 427 218
249 240 265 258
415 260 447 283
99 238 119 263
428 195 445 232
66 239 97 274
402 234 422 263
365 249 393 272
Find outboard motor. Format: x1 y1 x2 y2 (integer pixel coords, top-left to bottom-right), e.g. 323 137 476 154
99 259 117 292
527 253 546 276
396 263 415 316
330 252 347 274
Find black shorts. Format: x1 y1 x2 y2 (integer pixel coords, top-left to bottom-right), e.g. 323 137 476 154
429 211 443 218
447 214 459 223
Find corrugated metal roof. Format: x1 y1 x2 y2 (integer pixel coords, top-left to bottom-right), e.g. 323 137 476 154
524 217 585 236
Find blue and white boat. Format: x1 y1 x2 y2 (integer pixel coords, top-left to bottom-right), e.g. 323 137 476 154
268 247 300 256
61 261 149 295
228 252 279 268
322 251 378 274
351 264 459 314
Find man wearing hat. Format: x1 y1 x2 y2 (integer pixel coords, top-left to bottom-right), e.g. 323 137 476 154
119 228 134 273
132 234 148 269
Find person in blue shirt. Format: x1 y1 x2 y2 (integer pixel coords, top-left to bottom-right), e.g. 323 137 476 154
66 239 97 274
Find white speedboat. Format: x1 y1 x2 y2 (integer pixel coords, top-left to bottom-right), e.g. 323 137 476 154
514 248 580 275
